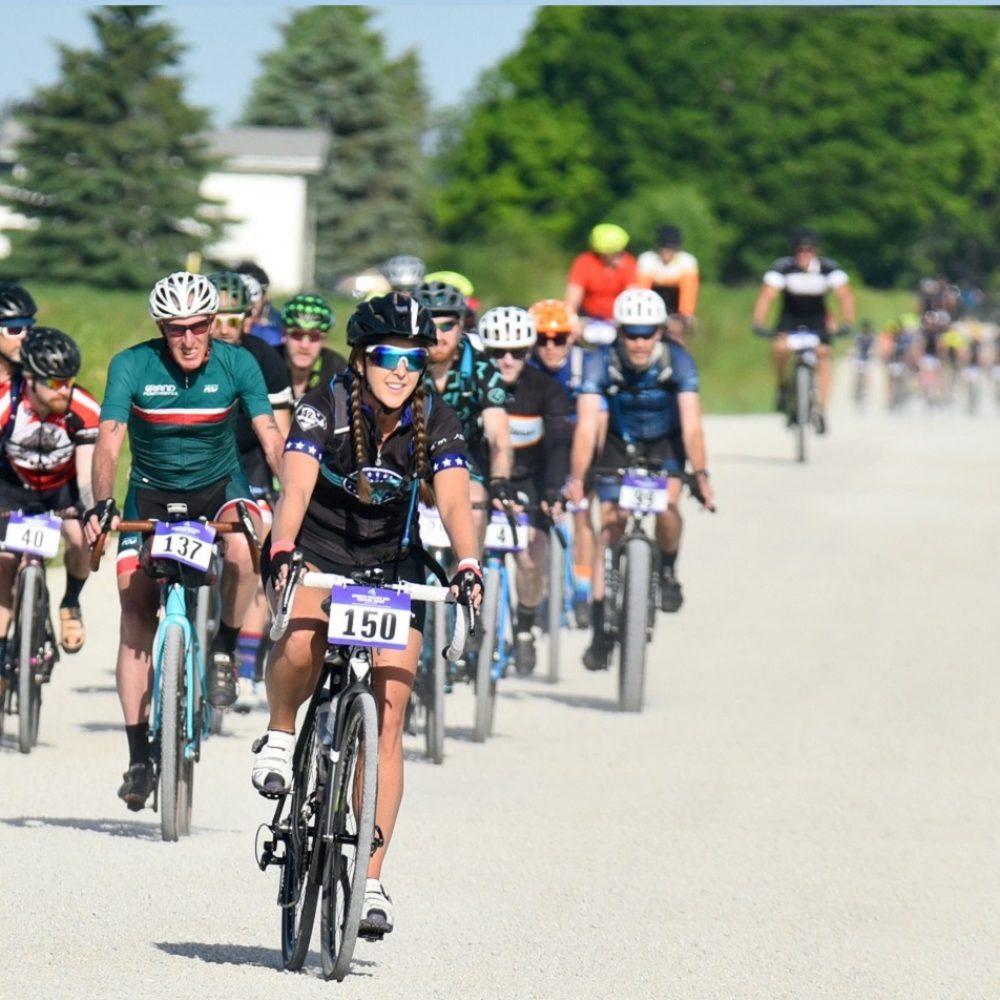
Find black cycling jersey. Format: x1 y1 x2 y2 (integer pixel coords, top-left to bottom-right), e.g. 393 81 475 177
279 344 349 402
763 255 849 332
285 371 468 565
236 335 292 454
505 364 572 492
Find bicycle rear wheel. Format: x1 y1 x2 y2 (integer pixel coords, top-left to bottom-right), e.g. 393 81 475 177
280 704 325 970
618 538 651 712
473 570 500 742
17 564 44 754
425 603 446 764
795 365 810 463
547 531 563 685
320 691 379 981
159 623 186 842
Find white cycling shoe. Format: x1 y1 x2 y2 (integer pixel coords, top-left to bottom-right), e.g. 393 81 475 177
359 878 394 938
251 730 295 798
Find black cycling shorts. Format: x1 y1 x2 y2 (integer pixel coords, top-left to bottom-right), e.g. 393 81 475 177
0 470 79 515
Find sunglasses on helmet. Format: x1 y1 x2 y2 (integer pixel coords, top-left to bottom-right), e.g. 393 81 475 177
365 344 429 372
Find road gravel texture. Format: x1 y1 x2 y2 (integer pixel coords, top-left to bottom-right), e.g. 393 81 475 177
1 367 997 1000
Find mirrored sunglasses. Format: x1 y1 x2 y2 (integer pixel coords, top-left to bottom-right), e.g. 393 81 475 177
433 317 461 333
365 344 429 372
36 375 75 391
214 313 246 330
621 326 659 340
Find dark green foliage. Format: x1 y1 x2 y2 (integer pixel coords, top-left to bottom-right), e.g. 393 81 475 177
1 6 222 288
241 7 429 285
437 7 1000 286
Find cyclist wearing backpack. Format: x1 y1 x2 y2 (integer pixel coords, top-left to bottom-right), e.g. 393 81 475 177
414 280 514 542
253 292 483 936
0 328 98 661
566 289 714 671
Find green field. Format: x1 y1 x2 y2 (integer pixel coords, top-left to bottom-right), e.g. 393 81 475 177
30 281 917 420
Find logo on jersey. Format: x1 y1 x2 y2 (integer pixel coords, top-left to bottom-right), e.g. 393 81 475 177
143 384 178 396
487 387 508 406
295 404 327 432
342 466 408 504
203 384 218 394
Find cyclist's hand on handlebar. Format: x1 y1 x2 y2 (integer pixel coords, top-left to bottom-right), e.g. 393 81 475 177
450 558 483 612
752 323 771 339
541 488 566 519
564 476 585 506
837 322 855 338
488 476 515 512
83 498 120 546
690 471 716 512
267 543 297 597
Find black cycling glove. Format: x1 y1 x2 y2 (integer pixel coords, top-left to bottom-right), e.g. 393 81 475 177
450 559 483 606
488 477 514 505
267 544 296 592
85 498 120 533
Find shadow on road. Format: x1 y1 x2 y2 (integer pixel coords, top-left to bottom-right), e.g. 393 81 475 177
711 451 792 467
1 814 161 840
155 940 378 975
524 689 621 714
70 685 118 695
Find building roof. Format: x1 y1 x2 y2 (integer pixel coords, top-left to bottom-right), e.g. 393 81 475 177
206 127 330 175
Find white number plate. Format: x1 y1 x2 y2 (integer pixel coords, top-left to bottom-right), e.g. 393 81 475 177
327 585 411 651
786 331 821 351
619 474 669 513
3 513 61 558
418 504 451 550
484 511 530 552
150 521 216 570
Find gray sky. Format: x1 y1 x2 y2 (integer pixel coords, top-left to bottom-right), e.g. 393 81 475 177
2 5 539 125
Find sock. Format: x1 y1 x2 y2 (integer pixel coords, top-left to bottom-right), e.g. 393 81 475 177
61 573 86 609
236 631 262 680
574 566 592 602
660 551 678 576
516 603 537 634
125 722 150 766
592 599 605 642
212 621 241 656
0 638 7 673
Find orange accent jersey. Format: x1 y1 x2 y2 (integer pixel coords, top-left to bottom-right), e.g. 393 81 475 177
0 382 100 491
567 251 638 320
636 250 700 316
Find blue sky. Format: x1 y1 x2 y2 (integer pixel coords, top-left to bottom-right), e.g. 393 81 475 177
2 5 540 125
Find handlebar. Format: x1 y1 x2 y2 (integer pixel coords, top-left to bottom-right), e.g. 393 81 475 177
268 559 473 662
590 467 715 512
89 502 261 573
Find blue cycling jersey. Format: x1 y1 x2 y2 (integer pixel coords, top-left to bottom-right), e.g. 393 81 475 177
529 346 607 417
579 339 699 442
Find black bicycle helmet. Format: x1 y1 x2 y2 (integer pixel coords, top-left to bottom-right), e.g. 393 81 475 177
21 327 81 379
412 280 467 317
655 224 682 249
0 282 37 323
207 270 252 312
281 293 334 332
346 292 436 348
790 226 820 251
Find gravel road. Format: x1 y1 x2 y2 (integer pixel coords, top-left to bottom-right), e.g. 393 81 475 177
1 367 997 1000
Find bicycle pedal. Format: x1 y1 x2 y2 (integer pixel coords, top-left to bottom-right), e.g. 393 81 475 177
357 926 387 943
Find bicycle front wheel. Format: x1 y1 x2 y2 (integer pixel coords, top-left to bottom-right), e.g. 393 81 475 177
618 538 651 713
320 691 379 981
795 365 810 463
425 602 446 764
16 565 44 753
473 570 500 742
280 705 324 970
547 532 563 685
159 623 187 842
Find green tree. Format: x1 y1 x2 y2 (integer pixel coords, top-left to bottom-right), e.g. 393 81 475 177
438 7 1000 286
1 6 221 288
241 7 429 284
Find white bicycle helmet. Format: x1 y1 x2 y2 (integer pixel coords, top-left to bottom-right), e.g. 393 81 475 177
381 254 426 291
479 306 537 350
240 272 264 306
613 288 668 327
149 271 219 320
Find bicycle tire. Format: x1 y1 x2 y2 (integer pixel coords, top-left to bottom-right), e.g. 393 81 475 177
425 602 446 764
547 531 562 685
158 623 186 842
618 538 651 712
473 570 500 742
17 565 43 753
280 705 324 970
795 364 810 463
320 691 379 981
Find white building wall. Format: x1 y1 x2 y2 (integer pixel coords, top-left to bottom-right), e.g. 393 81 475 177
201 172 311 294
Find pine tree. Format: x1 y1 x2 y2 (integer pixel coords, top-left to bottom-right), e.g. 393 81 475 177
241 7 429 284
2 6 222 288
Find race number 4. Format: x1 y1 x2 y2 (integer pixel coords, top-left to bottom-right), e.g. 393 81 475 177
619 473 669 513
327 585 411 651
150 521 216 570
484 511 529 552
3 512 62 559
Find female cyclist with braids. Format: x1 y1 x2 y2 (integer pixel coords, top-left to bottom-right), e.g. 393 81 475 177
252 292 483 936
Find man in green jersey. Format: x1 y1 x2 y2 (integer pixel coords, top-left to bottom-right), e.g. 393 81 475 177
83 271 284 811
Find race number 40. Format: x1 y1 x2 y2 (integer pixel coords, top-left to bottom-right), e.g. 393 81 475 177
3 512 62 559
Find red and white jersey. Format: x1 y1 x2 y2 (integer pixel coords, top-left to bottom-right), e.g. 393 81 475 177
0 381 101 491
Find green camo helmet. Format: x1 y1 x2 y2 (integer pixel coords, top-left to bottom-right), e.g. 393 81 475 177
281 293 334 332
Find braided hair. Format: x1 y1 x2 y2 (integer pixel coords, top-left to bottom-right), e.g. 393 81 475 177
348 348 435 507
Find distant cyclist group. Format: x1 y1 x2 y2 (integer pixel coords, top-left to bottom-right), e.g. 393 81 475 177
3 218 919 966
